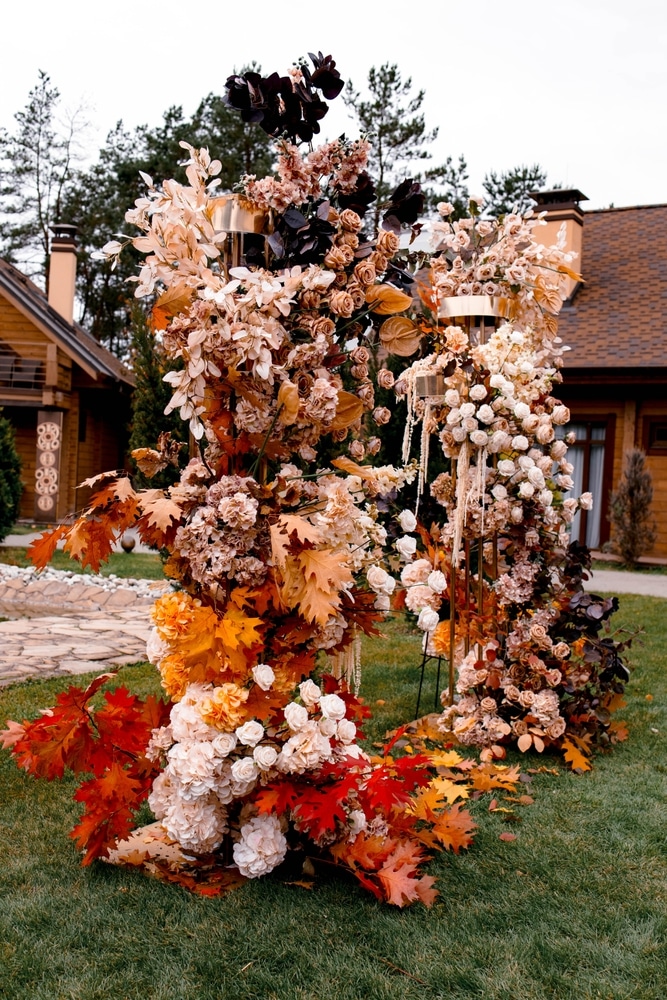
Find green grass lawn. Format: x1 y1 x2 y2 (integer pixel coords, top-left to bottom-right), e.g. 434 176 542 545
1 598 666 1000
0 546 164 580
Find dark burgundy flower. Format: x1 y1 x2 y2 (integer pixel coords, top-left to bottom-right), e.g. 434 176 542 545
382 179 424 234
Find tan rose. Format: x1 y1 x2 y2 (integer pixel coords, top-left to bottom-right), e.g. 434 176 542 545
370 251 389 273
339 208 362 232
357 381 375 408
324 246 349 269
377 229 400 254
311 317 336 338
339 231 360 249
354 260 377 287
350 363 369 380
377 368 395 390
373 406 391 425
345 280 366 310
351 346 370 364
299 290 321 310
329 290 355 318
349 439 366 460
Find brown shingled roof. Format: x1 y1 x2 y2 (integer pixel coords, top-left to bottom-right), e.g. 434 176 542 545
559 203 667 370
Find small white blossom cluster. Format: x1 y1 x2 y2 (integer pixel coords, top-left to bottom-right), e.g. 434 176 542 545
147 673 367 867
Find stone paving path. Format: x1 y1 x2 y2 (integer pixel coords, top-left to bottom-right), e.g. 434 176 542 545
0 570 168 687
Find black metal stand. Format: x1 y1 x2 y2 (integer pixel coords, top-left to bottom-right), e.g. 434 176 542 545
415 651 446 719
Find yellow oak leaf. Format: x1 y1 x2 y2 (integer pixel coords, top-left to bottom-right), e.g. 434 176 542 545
561 737 592 772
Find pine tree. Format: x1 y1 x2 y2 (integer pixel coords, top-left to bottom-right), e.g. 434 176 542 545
482 164 548 217
0 70 86 285
609 448 657 565
0 410 23 540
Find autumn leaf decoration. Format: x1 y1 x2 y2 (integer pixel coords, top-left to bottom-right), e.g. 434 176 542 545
27 474 184 573
1 673 171 864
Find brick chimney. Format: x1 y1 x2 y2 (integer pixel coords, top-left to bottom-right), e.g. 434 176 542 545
48 223 78 325
530 189 588 299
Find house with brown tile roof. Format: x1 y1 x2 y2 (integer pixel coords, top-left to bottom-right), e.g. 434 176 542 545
536 192 667 558
0 225 133 523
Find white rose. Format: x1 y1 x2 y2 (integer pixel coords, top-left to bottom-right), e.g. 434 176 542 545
518 481 535 499
452 426 467 442
337 719 357 743
509 331 525 345
211 732 237 757
498 459 515 476
551 405 570 425
510 506 524 523
395 535 417 560
579 492 594 510
489 373 505 388
320 694 346 720
366 565 396 595
538 489 554 506
319 717 337 737
397 509 417 532
470 384 487 401
298 679 321 708
375 594 391 610
514 402 530 419
427 570 447 594
253 744 279 770
527 467 545 488
236 720 264 747
550 440 568 460
230 756 258 783
512 435 529 451
284 702 309 731
476 404 495 424
446 408 462 426
460 402 476 418
444 389 460 407
252 663 275 691
417 607 440 632
491 484 507 500
470 430 489 447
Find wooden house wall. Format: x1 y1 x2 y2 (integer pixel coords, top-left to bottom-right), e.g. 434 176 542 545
0 296 72 392
637 399 667 558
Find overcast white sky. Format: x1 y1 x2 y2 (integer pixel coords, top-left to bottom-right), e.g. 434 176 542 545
1 0 665 211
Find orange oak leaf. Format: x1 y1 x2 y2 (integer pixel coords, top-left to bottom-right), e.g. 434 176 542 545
26 524 70 570
137 490 183 532
376 840 430 907
429 803 477 853
469 764 522 793
561 737 592 772
499 832 517 842
63 519 117 573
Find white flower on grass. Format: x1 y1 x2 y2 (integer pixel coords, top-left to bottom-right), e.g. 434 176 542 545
233 814 288 878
